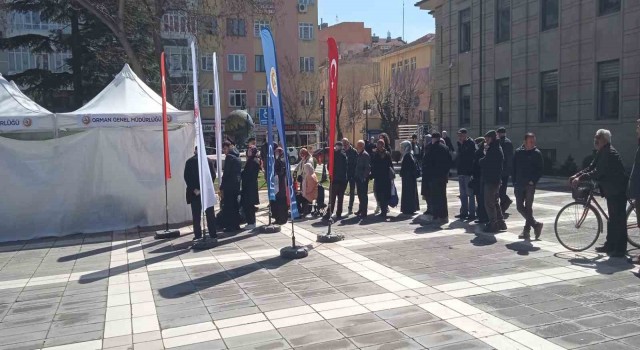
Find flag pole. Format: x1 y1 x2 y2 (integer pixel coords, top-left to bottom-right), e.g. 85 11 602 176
155 51 180 239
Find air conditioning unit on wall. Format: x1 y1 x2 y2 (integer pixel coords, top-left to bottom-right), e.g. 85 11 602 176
298 3 307 13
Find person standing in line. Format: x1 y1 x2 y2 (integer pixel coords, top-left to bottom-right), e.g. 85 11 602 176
184 147 217 242
497 127 514 213
343 138 358 215
425 133 452 226
455 128 477 220
325 142 348 220
272 147 289 225
220 141 242 232
354 140 371 218
512 133 544 240
400 141 420 215
411 134 422 168
471 137 489 224
420 136 434 218
571 129 628 257
480 130 506 233
241 146 261 230
379 133 392 153
627 120 640 264
370 139 393 218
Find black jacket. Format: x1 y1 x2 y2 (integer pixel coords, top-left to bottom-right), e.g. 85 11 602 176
424 141 452 179
331 150 348 183
241 157 261 206
456 138 476 176
355 150 371 181
628 142 640 199
480 141 504 184
221 148 242 193
499 136 514 177
577 143 628 197
370 150 393 181
345 147 358 180
184 155 215 204
512 146 544 187
443 136 454 152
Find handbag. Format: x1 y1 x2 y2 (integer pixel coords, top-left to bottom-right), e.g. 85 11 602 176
389 180 399 207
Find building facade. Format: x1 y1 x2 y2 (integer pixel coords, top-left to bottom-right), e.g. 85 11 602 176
417 0 640 168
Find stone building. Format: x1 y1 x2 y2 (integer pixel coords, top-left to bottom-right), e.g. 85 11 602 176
416 0 640 168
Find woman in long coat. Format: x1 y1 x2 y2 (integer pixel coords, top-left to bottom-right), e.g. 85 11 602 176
241 146 261 228
399 141 419 215
370 139 393 217
272 147 289 225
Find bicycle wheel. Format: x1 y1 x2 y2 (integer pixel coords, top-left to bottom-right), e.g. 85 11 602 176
626 205 640 248
555 202 602 251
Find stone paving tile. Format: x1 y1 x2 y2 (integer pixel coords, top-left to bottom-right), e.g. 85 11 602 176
549 331 609 348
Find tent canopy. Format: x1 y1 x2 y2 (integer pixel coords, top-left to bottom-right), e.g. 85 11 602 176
0 74 55 133
57 64 193 129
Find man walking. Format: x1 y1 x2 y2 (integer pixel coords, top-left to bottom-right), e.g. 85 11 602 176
220 141 242 232
184 148 217 242
425 132 453 226
513 133 544 240
325 142 348 220
354 140 371 218
455 128 477 220
571 129 628 257
343 138 358 215
480 130 506 233
497 127 514 213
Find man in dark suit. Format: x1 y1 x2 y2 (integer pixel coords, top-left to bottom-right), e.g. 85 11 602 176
325 142 348 220
343 138 358 214
497 127 514 213
354 140 371 218
220 141 242 232
481 130 506 233
184 147 217 241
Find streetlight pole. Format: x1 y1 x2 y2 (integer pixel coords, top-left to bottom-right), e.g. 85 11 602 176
364 100 370 140
320 96 327 182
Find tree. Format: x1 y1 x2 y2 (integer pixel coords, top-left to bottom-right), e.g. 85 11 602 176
373 68 424 145
341 68 365 142
280 56 322 147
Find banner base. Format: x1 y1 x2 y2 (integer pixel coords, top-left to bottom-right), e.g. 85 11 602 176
316 233 344 243
280 245 308 259
154 229 180 240
259 225 281 233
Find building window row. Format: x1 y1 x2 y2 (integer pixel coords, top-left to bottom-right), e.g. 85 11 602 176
6 48 71 74
202 89 270 108
10 11 66 32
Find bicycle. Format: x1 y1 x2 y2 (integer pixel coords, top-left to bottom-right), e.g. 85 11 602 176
554 181 640 251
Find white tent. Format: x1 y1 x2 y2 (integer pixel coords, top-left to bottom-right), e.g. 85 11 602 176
0 65 195 241
57 64 192 129
0 74 55 133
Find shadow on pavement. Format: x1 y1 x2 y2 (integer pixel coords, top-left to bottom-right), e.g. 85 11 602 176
506 241 540 256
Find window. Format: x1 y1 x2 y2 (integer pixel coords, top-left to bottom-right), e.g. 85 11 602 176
227 18 246 36
495 78 510 125
201 55 213 71
599 0 620 16
410 57 417 71
459 85 471 126
255 55 265 72
540 70 558 122
253 20 270 37
301 91 315 107
227 54 246 72
459 9 471 53
597 60 620 120
11 11 66 31
162 11 189 34
202 89 214 107
391 63 397 75
229 89 247 107
203 16 218 34
165 46 191 77
6 48 71 74
257 90 268 107
496 0 511 43
541 0 559 31
299 23 314 40
299 57 315 72
397 60 404 71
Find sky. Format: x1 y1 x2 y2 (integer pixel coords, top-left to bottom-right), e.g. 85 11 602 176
317 0 435 43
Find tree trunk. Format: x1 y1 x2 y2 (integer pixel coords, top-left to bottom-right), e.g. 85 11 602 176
70 10 83 109
151 0 173 103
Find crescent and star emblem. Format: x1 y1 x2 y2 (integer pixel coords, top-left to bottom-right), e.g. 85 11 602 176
329 59 337 89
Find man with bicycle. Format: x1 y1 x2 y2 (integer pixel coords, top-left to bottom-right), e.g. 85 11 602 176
570 129 628 258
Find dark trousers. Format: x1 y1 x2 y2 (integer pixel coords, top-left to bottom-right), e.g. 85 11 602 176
430 177 448 219
484 182 504 224
499 175 512 207
328 181 347 216
190 199 217 239
242 201 256 225
515 184 537 229
356 179 369 215
373 180 389 214
347 178 356 211
605 194 628 253
222 190 240 229
475 184 488 221
423 180 432 214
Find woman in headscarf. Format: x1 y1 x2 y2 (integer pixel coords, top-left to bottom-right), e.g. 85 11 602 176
379 133 392 153
241 146 261 229
296 157 318 216
272 147 289 225
400 140 420 215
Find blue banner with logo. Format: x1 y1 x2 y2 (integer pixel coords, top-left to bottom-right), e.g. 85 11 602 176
260 28 299 219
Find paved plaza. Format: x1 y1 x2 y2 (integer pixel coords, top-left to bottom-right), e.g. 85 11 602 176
1 179 639 350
